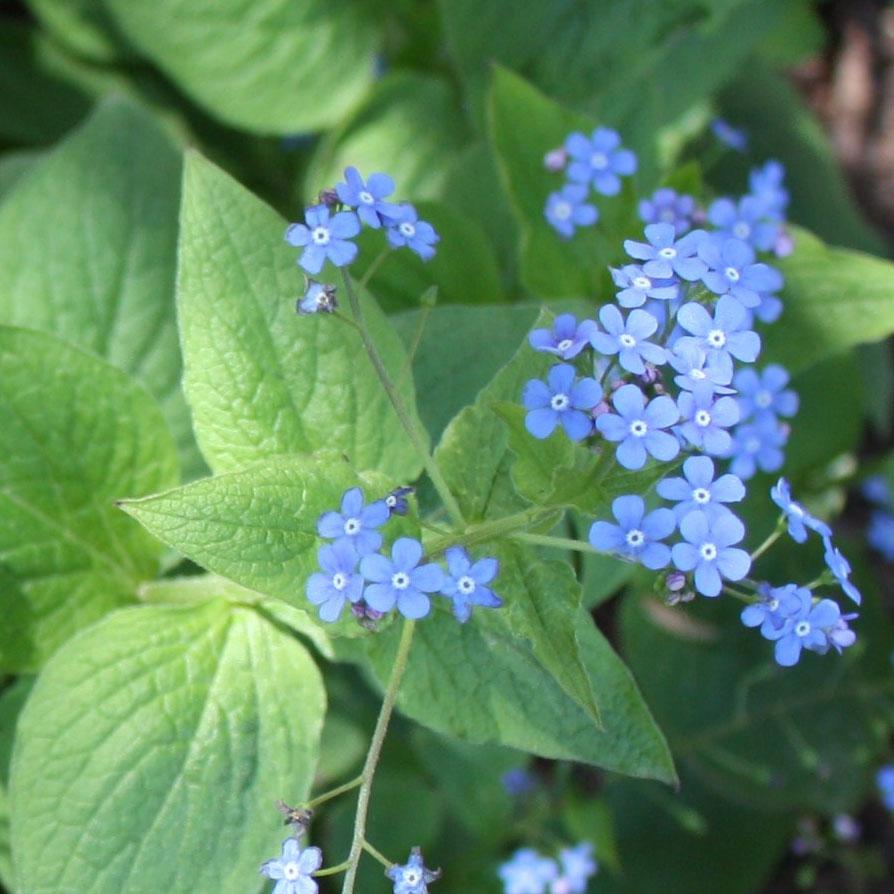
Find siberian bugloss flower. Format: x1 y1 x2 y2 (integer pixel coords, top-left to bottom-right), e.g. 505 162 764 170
657 455 745 521
360 537 444 619
638 187 696 235
306 539 364 622
439 546 502 622
770 478 831 543
386 848 440 894
589 495 675 569
697 236 783 309
734 365 798 422
668 342 734 393
596 384 680 470
768 589 850 667
564 127 636 196
868 511 894 561
528 314 597 360
385 204 439 260
555 843 597 894
610 264 679 308
285 205 361 274
260 838 323 894
544 184 598 237
711 118 748 152
590 305 666 374
385 485 414 516
822 537 861 605
724 417 787 479
297 281 337 316
335 166 398 228
748 160 789 219
671 511 751 597
316 487 389 556
623 222 707 281
708 195 780 252
741 583 800 639
498 849 558 894
676 382 740 455
523 364 602 441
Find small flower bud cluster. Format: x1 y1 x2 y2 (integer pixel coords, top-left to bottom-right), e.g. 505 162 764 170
863 474 894 561
542 127 637 238
308 486 502 624
285 166 439 313
498 843 597 894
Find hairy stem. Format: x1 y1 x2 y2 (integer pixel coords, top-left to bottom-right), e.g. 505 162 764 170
362 839 394 869
340 619 416 894
305 774 363 810
750 521 784 562
341 271 465 526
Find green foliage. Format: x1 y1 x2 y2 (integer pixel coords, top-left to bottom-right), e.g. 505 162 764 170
177 151 425 482
0 679 32 892
25 0 133 63
10 600 325 894
0 327 178 672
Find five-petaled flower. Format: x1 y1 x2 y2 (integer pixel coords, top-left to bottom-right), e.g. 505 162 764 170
260 838 323 894
360 538 445 619
386 847 441 894
285 205 361 274
439 546 502 622
523 364 602 442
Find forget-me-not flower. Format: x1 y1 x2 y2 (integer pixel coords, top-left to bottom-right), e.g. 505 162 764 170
528 314 598 360
297 281 337 315
439 546 502 622
544 184 599 237
671 511 751 597
260 838 323 894
624 223 707 281
317 487 390 556
822 537 861 605
711 118 748 152
306 539 364 622
708 195 780 252
740 583 802 639
868 511 894 561
385 204 439 260
386 848 440 894
523 364 602 441
676 382 741 455
724 417 787 480
610 264 679 307
770 478 832 543
769 589 847 667
657 455 745 521
335 167 399 228
734 365 798 422
555 843 597 894
589 495 676 569
565 127 636 196
498 848 559 894
360 537 445 619
668 342 734 393
749 160 789 219
638 187 696 235
674 296 761 380
590 305 666 374
596 384 680 470
698 236 783 309
286 205 361 274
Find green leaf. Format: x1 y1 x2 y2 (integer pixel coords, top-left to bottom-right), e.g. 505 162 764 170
177 151 425 483
0 98 203 480
765 227 894 374
0 149 42 199
10 600 325 894
350 597 675 782
487 67 637 299
120 454 399 639
304 72 469 200
26 0 134 63
0 327 178 671
101 0 381 133
0 678 33 892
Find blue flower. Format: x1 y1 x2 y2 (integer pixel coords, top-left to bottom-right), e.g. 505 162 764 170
638 188 696 235
624 223 707 281
360 537 445 619
769 590 848 667
501 767 536 796
589 494 676 569
297 281 337 316
596 384 680 470
724 417 787 480
386 848 440 894
733 365 798 423
439 546 502 622
523 364 602 441
590 305 666 374
385 204 440 260
674 296 761 380
260 838 323 894
770 478 832 543
698 236 783 309
708 195 780 252
877 765 894 811
822 537 861 605
868 511 894 561
556 843 597 894
657 455 745 521
741 583 803 639
498 848 558 894
671 511 751 597
335 167 399 229
564 127 637 196
544 184 599 237
676 382 740 455
862 475 892 507
285 205 361 274
306 540 364 622
668 342 735 394
610 264 679 308
528 314 598 360
711 118 748 152
385 485 414 516
317 487 390 556
748 160 789 219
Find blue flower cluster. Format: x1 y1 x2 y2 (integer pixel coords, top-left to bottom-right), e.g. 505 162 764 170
285 166 439 312
386 848 440 894
308 487 502 624
499 843 597 894
863 474 894 561
542 128 637 238
878 764 894 811
261 836 323 894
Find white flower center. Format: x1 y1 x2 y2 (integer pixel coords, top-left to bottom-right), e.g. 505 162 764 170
700 542 718 561
693 487 711 504
633 275 652 289
695 409 712 427
660 209 675 222
311 226 330 245
344 517 361 535
551 392 570 411
619 333 637 348
767 598 779 611
404 870 421 885
733 222 751 240
399 221 416 238
754 389 773 409
724 266 741 282
556 338 574 352
284 862 301 881
658 246 677 259
590 151 608 170
745 436 761 453
795 620 811 637
629 419 648 437
707 328 727 348
386 494 397 507
789 503 804 517
626 529 645 548
332 572 348 591
457 575 476 595
553 200 573 221
358 190 374 204
391 572 410 590
690 368 706 380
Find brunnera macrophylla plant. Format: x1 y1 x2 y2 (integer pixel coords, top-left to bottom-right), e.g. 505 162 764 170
3 92 890 894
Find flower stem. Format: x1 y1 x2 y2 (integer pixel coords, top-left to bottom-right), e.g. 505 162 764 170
305 774 364 810
315 861 351 878
340 619 416 894
750 524 783 562
358 247 390 292
362 840 394 869
425 507 550 556
340 271 465 526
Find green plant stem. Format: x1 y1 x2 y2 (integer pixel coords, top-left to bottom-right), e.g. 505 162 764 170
750 523 784 562
340 270 465 526
315 860 351 878
362 840 394 869
426 507 550 555
722 585 756 603
340 619 416 894
510 530 602 555
305 774 363 810
358 247 390 292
